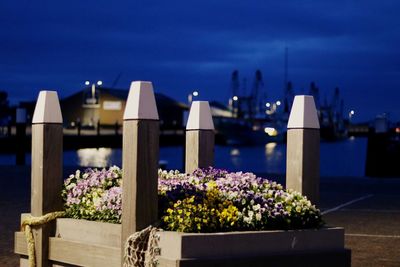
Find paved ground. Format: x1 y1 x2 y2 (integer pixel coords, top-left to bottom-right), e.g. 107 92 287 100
1 166 399 266
319 177 400 267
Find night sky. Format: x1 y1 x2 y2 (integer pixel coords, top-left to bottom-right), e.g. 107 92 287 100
1 1 399 122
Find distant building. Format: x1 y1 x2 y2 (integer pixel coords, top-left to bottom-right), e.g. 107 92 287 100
22 87 188 129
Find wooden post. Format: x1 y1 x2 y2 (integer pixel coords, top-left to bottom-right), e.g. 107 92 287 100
30 91 63 267
16 108 27 165
121 81 159 261
286 95 320 205
185 101 214 173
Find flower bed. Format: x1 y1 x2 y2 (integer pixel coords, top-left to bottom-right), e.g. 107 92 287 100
62 166 323 232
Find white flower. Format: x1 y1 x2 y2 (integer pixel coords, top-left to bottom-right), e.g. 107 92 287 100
248 210 254 220
66 183 76 190
243 216 252 224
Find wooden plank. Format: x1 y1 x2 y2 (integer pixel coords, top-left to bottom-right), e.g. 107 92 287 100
121 120 159 238
185 130 214 173
31 123 63 267
28 90 63 267
31 124 63 216
20 257 29 267
185 101 215 174
48 238 120 267
56 218 121 247
286 95 320 205
175 249 351 267
286 129 320 204
20 258 74 267
15 231 28 255
157 258 179 267
121 82 160 265
159 227 344 260
20 213 31 223
17 231 120 267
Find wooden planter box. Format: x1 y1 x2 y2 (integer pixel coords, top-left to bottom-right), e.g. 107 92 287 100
15 217 350 267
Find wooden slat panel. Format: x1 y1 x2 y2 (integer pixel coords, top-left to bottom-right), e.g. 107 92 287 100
49 238 120 267
56 218 121 247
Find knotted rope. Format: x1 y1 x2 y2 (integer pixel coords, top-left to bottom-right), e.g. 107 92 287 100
21 211 66 267
123 226 162 267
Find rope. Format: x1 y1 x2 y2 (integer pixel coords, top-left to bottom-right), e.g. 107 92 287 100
21 211 66 267
123 226 162 267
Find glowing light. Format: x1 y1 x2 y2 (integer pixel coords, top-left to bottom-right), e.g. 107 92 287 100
230 149 240 156
265 102 271 108
233 96 239 101
77 147 112 167
276 101 281 106
192 91 199 97
85 81 90 86
264 127 278 136
97 81 103 86
350 110 355 115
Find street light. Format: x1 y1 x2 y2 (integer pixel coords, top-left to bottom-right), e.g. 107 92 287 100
265 102 271 108
349 110 355 120
188 90 199 105
84 80 103 103
276 100 281 106
233 96 238 101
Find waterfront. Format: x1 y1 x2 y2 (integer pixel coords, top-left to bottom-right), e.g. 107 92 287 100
0 137 367 177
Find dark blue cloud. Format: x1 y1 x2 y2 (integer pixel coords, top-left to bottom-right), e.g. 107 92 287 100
0 0 399 121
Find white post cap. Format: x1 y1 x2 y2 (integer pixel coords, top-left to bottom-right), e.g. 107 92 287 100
287 95 320 129
123 81 159 120
16 108 27 124
186 101 214 130
32 91 63 124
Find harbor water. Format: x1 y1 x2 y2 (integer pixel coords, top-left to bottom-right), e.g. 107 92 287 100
0 137 367 177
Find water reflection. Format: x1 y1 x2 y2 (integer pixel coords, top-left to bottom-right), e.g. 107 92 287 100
61 137 367 177
77 148 113 167
230 148 240 156
230 148 242 169
265 142 277 156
